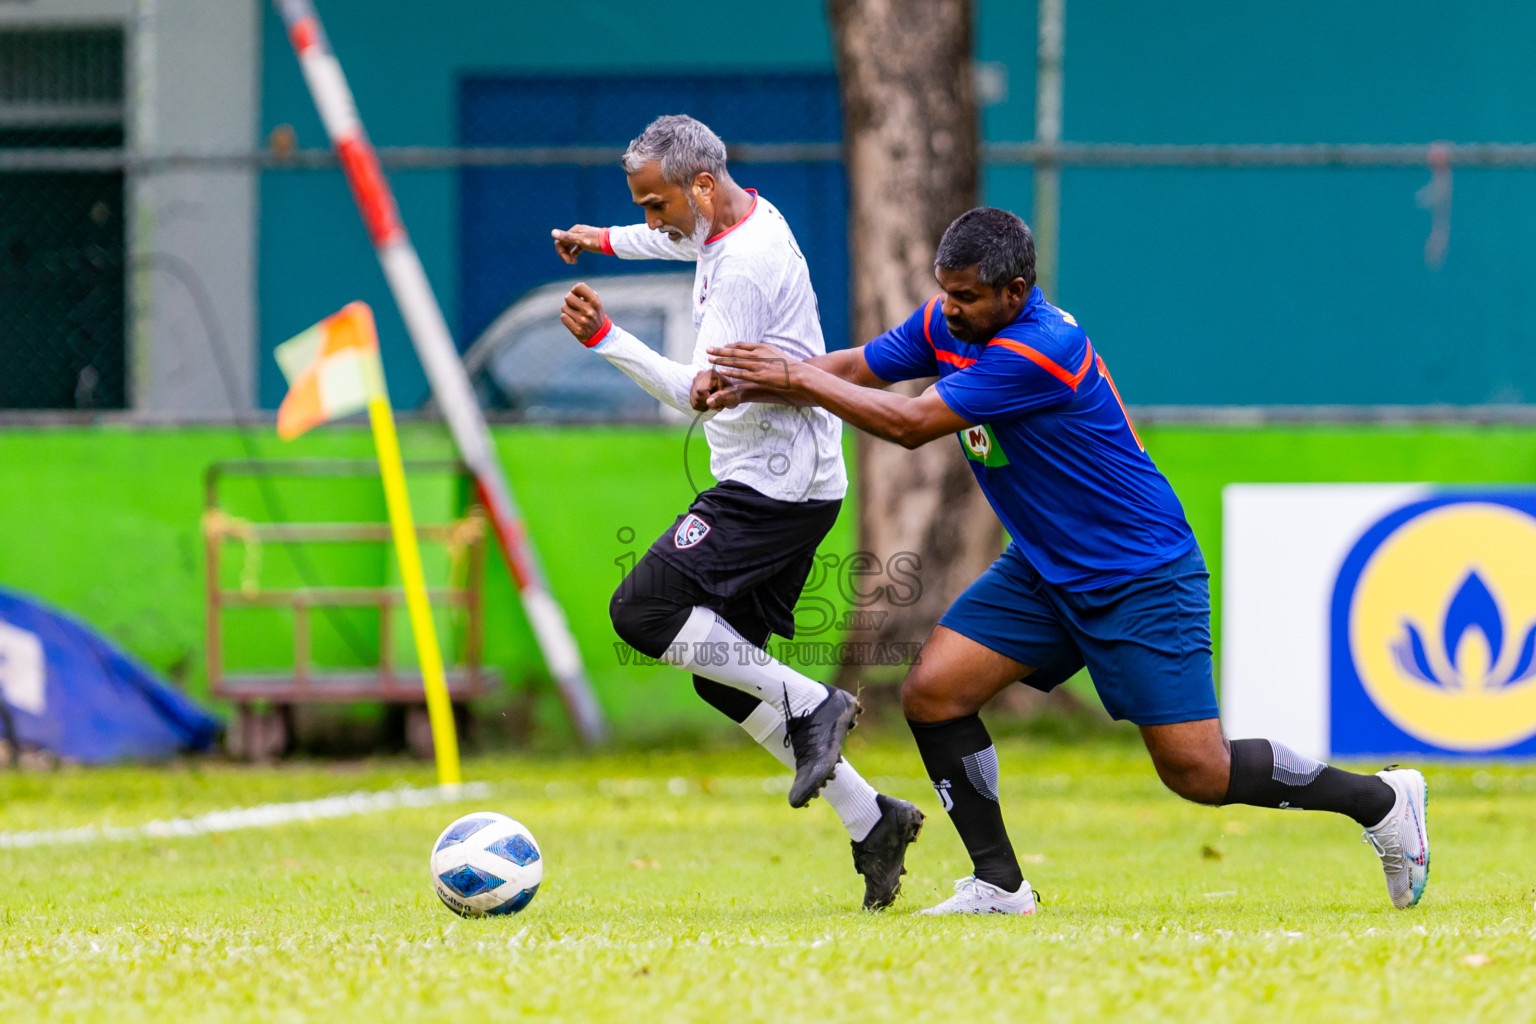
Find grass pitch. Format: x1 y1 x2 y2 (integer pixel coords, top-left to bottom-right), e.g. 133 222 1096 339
3 731 1533 1023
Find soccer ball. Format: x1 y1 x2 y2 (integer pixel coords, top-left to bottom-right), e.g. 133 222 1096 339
429 811 543 917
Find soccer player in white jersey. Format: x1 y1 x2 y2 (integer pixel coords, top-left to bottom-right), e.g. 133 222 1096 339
549 115 923 910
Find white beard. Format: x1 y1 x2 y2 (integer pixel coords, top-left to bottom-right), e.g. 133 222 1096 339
684 195 713 250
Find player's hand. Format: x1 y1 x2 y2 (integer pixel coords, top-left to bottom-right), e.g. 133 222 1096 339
707 342 799 391
551 225 605 264
559 283 607 344
704 381 750 410
690 368 727 412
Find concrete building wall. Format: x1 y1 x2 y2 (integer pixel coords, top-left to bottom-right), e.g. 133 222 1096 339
130 0 259 416
15 1 1530 410
257 0 1536 409
257 0 843 408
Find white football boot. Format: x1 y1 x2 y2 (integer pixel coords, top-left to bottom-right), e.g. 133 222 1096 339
1361 767 1430 909
918 876 1036 916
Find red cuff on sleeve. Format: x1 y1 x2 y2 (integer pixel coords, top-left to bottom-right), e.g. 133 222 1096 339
584 316 614 349
599 228 615 256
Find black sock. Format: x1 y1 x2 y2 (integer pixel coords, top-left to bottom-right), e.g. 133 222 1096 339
907 714 1024 892
694 676 760 723
1222 738 1396 827
691 603 773 725
611 550 774 729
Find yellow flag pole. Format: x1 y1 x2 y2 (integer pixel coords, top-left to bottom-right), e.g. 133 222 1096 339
366 393 462 786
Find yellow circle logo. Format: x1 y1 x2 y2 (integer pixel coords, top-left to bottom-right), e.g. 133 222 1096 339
1349 502 1536 751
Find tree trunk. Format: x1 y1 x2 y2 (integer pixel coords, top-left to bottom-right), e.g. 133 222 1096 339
828 0 1003 686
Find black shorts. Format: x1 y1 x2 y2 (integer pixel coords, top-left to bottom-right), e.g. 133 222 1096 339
644 480 842 639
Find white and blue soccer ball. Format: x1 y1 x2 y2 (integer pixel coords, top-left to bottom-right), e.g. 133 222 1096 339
429 811 543 917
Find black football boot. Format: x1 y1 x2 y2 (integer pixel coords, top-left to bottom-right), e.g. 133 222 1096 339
851 795 925 910
783 685 861 808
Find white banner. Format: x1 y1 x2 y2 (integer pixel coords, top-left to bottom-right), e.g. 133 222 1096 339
1222 484 1536 759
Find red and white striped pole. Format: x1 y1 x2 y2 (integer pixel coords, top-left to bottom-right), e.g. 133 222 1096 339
273 0 607 744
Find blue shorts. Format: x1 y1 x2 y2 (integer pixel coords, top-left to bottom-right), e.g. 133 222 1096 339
938 545 1218 726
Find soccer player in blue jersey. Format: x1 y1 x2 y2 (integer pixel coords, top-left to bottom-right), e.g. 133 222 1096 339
704 207 1430 915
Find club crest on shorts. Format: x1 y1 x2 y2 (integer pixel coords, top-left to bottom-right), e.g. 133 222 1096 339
674 513 711 549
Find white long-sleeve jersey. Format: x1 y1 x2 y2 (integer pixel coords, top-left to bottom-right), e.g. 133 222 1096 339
588 191 848 503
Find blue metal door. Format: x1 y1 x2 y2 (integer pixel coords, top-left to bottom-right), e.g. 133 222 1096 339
457 72 848 359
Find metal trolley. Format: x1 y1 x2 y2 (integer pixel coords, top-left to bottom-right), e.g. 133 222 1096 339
203 459 499 760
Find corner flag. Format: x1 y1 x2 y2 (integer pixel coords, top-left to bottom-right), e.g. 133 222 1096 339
275 302 463 786
274 301 385 440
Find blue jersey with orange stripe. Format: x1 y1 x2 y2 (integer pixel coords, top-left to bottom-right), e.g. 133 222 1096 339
862 286 1195 590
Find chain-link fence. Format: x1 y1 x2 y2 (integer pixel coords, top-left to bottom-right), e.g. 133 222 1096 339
0 27 126 410
8 21 1536 416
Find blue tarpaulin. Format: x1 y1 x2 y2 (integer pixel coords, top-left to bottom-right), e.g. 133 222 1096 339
0 587 220 762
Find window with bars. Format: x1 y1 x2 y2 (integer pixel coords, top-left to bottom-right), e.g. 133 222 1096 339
0 26 126 411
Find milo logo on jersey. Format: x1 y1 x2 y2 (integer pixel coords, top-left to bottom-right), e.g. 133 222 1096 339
959 424 1009 467
1331 493 1536 756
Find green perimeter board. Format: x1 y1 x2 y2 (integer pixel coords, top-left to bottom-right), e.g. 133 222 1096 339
0 422 1533 741
0 423 856 744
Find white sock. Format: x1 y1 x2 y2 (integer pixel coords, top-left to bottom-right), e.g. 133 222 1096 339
665 607 829 716
741 701 884 841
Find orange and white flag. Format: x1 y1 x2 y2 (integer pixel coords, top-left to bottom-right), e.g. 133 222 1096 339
274 301 386 440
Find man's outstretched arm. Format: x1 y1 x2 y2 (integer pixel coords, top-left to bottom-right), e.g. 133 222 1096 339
708 342 971 448
551 223 695 264
690 347 889 411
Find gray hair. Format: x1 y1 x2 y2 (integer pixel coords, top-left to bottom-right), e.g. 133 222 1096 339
621 114 729 187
